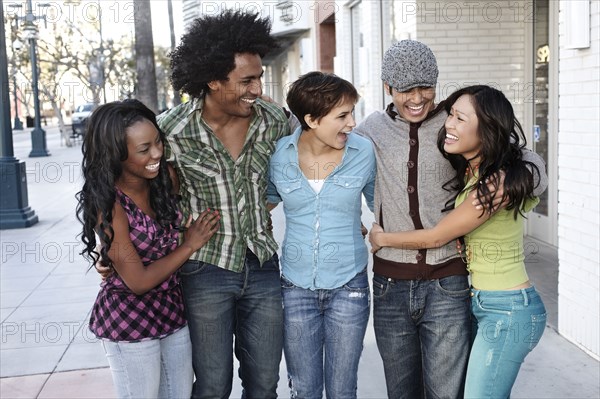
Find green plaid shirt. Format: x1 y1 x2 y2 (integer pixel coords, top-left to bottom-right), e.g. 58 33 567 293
157 98 290 272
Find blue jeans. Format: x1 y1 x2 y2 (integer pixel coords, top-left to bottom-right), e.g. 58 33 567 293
180 251 284 399
101 325 193 399
372 274 471 399
465 286 546 398
282 268 370 399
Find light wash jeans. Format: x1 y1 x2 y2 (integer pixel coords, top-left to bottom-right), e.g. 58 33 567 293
180 251 284 399
101 325 193 399
282 268 370 399
372 274 472 399
465 286 546 398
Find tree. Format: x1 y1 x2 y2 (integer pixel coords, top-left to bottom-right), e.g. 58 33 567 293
32 16 135 145
133 2 158 113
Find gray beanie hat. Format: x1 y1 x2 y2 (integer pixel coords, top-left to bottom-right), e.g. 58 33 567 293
381 40 438 92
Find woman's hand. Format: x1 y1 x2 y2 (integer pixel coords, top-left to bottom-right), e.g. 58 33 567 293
369 223 385 253
181 209 221 252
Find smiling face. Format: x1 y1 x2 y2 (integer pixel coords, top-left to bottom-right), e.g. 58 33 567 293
304 98 356 150
208 52 263 118
386 84 436 123
443 94 482 162
118 119 164 185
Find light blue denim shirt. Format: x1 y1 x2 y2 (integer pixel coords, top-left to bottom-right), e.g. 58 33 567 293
267 127 376 290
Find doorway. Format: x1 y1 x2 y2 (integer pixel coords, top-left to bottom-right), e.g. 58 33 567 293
528 0 558 246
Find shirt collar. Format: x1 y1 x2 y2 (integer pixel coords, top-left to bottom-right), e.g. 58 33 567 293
385 101 445 123
187 96 265 124
187 97 204 119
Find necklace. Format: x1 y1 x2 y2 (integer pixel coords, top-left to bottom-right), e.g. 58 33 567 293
465 162 479 177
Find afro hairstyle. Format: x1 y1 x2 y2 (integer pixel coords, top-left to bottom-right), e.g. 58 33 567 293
170 9 279 98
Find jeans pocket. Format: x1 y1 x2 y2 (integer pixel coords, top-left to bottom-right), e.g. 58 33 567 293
179 260 208 276
260 253 280 272
475 297 513 315
372 274 389 298
343 268 369 291
281 275 295 289
435 275 470 298
526 312 547 350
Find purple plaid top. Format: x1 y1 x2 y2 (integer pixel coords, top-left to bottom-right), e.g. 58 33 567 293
89 188 186 342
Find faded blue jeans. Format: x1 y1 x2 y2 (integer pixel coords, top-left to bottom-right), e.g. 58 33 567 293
282 268 370 399
373 274 472 399
101 325 193 399
465 286 546 398
180 250 284 399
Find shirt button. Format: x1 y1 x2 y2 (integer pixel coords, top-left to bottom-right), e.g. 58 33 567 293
345 183 349 187
407 161 415 168
407 186 415 194
415 253 423 261
409 139 417 146
238 188 243 193
240 210 245 216
409 210 416 217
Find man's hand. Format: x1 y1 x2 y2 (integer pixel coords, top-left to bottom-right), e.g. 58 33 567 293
471 171 508 213
95 262 113 280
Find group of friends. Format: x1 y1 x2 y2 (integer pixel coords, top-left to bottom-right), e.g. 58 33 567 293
76 9 548 399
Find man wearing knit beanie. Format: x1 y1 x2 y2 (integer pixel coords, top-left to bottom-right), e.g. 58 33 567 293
380 40 439 121
354 40 547 398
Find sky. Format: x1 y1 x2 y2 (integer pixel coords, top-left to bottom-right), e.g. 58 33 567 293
98 0 184 48
39 0 185 48
150 0 184 48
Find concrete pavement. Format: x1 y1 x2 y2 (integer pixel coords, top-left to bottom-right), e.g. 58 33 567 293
1 126 598 398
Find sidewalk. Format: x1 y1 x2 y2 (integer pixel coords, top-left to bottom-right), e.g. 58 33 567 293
1 126 598 398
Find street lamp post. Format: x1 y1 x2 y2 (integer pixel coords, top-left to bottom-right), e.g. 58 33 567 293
19 0 50 157
12 39 23 131
0 0 39 229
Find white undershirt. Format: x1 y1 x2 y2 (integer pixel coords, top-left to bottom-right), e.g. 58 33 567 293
308 179 325 193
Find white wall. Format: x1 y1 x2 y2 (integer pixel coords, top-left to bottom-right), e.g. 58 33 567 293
413 0 528 121
339 0 530 122
557 0 600 358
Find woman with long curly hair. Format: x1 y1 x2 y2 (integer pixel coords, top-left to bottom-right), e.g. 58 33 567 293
369 85 546 398
77 99 219 398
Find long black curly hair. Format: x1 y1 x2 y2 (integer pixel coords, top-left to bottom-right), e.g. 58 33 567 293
76 100 177 269
170 9 278 98
437 85 539 219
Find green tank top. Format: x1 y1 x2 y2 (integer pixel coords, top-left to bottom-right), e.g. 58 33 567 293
455 177 539 290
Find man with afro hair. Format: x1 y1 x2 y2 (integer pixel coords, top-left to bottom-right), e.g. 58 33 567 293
157 9 289 398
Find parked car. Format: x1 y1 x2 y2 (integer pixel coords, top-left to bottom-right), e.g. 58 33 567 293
71 103 96 136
